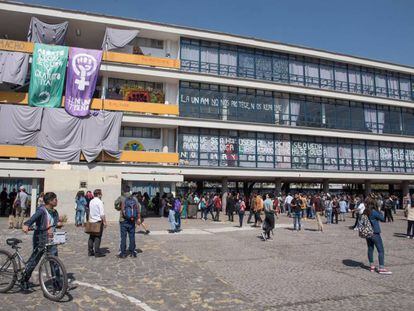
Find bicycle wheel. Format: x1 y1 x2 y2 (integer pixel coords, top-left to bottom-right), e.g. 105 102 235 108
38 255 68 302
0 249 17 293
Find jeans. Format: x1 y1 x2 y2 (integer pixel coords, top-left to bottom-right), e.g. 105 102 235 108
175 212 181 229
215 208 221 221
293 212 301 230
75 208 85 225
384 209 394 222
353 214 360 229
407 220 414 238
286 203 291 215
325 209 332 224
88 222 103 255
366 233 385 268
120 220 136 255
238 212 244 227
340 212 346 222
23 233 58 282
254 211 262 226
228 211 234 222
247 210 254 223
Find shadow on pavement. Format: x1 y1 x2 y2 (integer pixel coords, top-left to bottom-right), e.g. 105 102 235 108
342 259 370 270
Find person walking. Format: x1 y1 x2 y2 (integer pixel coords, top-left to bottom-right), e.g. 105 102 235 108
13 186 29 229
181 194 189 219
383 196 394 222
262 194 275 240
362 199 392 274
247 193 257 224
332 197 340 224
353 197 365 230
313 193 324 232
199 195 207 220
174 197 182 231
237 195 246 228
284 193 293 217
87 189 107 257
168 204 178 233
291 194 302 231
213 193 222 221
339 196 348 222
226 193 235 222
406 194 414 239
75 191 87 227
325 196 332 225
254 194 264 227
116 186 140 258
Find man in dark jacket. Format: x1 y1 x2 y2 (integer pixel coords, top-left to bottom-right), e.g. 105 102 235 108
227 193 235 222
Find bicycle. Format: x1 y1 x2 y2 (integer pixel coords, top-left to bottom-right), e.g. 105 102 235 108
0 230 68 302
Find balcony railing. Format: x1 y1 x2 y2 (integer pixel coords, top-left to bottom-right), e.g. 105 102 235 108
0 145 179 164
0 39 180 69
0 92 179 116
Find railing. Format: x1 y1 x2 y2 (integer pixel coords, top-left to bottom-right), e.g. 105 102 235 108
0 145 179 164
0 92 179 116
0 39 180 69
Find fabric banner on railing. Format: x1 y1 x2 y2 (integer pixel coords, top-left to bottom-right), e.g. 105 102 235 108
65 47 102 117
28 43 68 107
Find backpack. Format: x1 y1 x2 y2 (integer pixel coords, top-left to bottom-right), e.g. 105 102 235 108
114 196 122 211
235 201 241 212
124 197 138 221
358 214 374 238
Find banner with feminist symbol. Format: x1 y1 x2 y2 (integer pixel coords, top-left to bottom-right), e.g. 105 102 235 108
64 47 102 117
28 43 69 107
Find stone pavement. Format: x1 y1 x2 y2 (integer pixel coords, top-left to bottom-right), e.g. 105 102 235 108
0 211 413 311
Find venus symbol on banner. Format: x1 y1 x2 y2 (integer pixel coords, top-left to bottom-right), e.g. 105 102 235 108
73 54 98 91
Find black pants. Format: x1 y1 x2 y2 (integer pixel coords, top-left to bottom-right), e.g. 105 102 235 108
215 209 220 221
333 212 339 224
238 212 244 227
353 214 360 229
247 210 254 223
88 222 103 255
384 209 394 222
407 220 414 237
264 213 275 238
228 211 234 222
254 211 262 226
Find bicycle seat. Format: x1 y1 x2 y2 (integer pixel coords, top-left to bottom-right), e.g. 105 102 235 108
6 238 22 246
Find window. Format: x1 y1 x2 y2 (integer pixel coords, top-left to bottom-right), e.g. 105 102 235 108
219 44 237 77
304 60 319 88
199 129 219 166
180 38 200 72
257 132 274 168
405 146 414 172
121 127 160 139
274 94 290 125
399 75 411 101
199 84 220 119
350 102 366 132
382 106 402 135
200 41 218 74
289 57 304 85
402 108 414 136
291 139 308 169
323 139 338 170
275 134 291 168
392 145 405 172
136 37 163 49
320 61 334 90
379 143 393 172
238 47 255 79
179 82 200 117
307 140 323 170
361 68 375 95
352 141 366 171
272 54 289 83
334 64 348 92
107 78 164 102
375 71 388 97
366 143 380 171
338 139 353 170
239 131 256 167
387 73 400 99
348 66 362 93
219 130 238 167
255 50 272 81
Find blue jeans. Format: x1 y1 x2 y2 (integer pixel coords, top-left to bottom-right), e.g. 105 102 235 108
175 212 181 229
120 220 136 255
238 212 244 227
286 203 291 215
366 233 385 267
75 208 85 225
293 212 301 230
326 209 332 224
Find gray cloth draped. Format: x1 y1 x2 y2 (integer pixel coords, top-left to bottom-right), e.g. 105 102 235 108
27 17 69 45
101 27 139 51
0 51 30 86
0 104 122 162
0 104 43 145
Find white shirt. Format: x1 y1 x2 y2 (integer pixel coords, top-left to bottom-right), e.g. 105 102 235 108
89 197 105 223
18 191 29 209
285 195 293 204
356 203 365 215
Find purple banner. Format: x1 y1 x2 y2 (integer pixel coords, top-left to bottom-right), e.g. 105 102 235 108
64 47 102 117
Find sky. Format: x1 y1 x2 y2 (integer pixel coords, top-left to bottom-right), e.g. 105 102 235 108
20 0 414 66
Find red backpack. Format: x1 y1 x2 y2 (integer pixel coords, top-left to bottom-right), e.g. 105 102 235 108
214 197 222 210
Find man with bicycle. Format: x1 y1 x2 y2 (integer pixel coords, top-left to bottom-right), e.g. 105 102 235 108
21 192 62 290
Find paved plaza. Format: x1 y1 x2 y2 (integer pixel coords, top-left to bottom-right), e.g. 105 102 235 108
1 211 414 311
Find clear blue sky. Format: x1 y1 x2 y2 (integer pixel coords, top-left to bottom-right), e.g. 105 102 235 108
21 0 414 66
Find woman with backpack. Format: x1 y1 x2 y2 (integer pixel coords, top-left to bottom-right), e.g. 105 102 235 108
361 199 392 274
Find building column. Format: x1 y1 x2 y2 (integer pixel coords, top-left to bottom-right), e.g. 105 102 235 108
30 179 38 216
322 179 329 193
364 180 372 196
402 180 409 197
275 178 282 195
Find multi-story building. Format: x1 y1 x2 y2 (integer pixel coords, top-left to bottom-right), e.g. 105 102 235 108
0 2 413 220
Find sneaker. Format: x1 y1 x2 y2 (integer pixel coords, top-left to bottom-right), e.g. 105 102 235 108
407 236 411 239
261 232 267 241
378 268 392 275
117 254 127 259
370 265 376 272
129 251 137 258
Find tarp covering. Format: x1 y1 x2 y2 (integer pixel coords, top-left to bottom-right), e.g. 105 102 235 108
0 51 30 86
0 104 43 145
0 104 122 162
28 17 69 45
101 27 139 51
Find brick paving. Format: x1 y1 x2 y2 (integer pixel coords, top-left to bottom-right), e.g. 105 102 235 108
0 211 413 311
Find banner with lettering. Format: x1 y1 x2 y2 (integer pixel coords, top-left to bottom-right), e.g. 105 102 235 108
28 43 68 107
64 47 102 117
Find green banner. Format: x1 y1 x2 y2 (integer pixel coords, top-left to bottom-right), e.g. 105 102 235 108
28 43 68 108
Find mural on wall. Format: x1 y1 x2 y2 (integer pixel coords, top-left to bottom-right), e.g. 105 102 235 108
107 78 165 103
123 140 145 151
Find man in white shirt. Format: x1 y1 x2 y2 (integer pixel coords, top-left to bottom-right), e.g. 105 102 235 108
14 186 29 228
353 196 365 230
88 189 107 257
284 193 293 216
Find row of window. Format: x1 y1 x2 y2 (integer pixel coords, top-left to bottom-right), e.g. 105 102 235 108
179 82 414 136
120 126 161 139
178 127 414 173
180 38 414 102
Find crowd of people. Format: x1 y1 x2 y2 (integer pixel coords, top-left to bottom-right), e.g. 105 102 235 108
1 186 31 229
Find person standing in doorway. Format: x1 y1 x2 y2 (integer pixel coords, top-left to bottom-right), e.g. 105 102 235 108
0 187 8 216
75 191 87 227
88 189 107 257
13 186 29 229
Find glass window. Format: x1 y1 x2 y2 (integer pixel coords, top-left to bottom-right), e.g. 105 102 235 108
382 106 402 135
239 132 256 167
334 64 348 92
274 95 290 125
219 44 237 77
199 131 219 166
320 62 334 90
179 83 200 118
272 54 289 83
352 141 366 171
361 69 375 95
122 127 133 137
256 91 274 124
180 38 200 72
363 104 378 134
199 84 221 119
387 74 400 99
392 145 405 172
402 108 414 136
348 66 362 93
255 50 272 81
275 134 291 168
238 48 255 79
200 41 219 74
323 139 338 170
307 140 323 170
237 88 257 123
289 57 304 85
405 146 414 173
257 133 274 168
179 132 199 166
304 60 319 88
399 76 411 101
375 71 388 97
338 140 353 170
289 98 301 126
221 86 238 121
350 102 366 132
379 143 393 172
366 143 380 171
291 140 307 169
219 132 238 167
